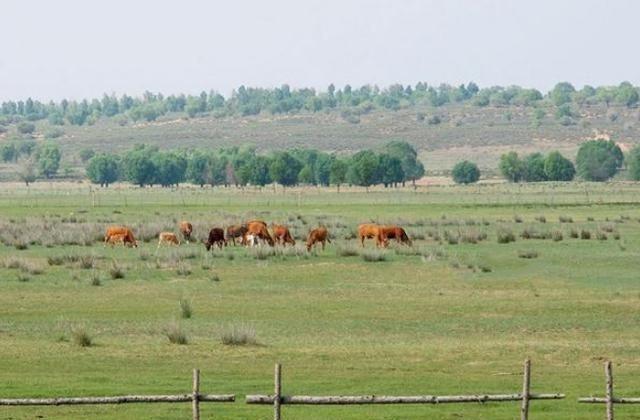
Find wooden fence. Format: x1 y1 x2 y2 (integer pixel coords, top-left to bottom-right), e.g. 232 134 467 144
246 359 565 420
579 361 640 420
0 369 234 420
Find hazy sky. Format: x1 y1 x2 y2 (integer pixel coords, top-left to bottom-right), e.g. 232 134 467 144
2 0 638 101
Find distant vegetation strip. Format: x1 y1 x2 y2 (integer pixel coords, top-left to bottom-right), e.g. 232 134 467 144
0 81 638 128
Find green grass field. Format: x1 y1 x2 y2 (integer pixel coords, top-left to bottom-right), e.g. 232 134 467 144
1 183 640 419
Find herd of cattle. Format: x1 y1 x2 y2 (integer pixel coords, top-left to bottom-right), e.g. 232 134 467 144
103 221 412 252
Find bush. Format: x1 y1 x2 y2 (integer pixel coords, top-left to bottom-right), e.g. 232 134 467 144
164 323 188 345
559 215 573 223
361 249 388 262
513 215 523 223
551 230 563 242
535 215 546 223
44 127 64 139
544 151 575 181
497 229 516 244
451 160 480 184
220 323 257 346
179 299 192 319
72 326 93 347
109 262 125 279
580 229 592 240
17 121 35 134
576 139 623 181
336 243 359 257
518 250 539 259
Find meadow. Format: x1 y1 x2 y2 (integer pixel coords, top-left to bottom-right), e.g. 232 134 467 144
1 182 640 419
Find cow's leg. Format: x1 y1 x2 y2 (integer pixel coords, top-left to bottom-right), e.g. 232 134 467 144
321 240 325 250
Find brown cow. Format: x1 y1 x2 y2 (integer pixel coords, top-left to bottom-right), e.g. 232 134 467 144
243 220 274 247
226 224 248 246
104 226 138 248
357 223 383 247
306 227 331 251
378 225 412 247
179 221 193 243
205 227 226 250
272 224 296 246
106 233 127 247
158 232 180 247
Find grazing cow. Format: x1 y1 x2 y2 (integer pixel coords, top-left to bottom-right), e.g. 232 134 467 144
226 224 248 246
306 227 331 251
104 226 138 248
243 220 274 247
272 224 296 246
378 225 412 247
158 232 180 247
357 223 383 247
205 227 226 250
179 221 193 243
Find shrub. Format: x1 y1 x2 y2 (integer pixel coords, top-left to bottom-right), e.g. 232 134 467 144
497 229 516 244
361 249 388 262
336 244 359 257
518 250 539 259
478 264 492 273
513 215 523 223
175 262 192 276
569 228 579 238
179 299 192 319
210 273 221 282
79 255 95 269
551 230 563 242
47 256 65 266
451 160 480 184
544 151 576 181
17 273 31 282
89 273 101 286
72 326 93 347
220 323 257 346
596 231 608 240
109 262 125 279
17 121 36 134
580 229 592 240
575 139 623 181
164 323 188 345
535 215 546 223
559 215 573 223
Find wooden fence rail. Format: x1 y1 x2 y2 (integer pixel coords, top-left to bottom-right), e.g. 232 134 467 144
578 360 640 420
246 359 565 420
0 369 234 420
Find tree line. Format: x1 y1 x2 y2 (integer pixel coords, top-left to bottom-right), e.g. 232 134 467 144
452 139 632 185
86 141 425 190
1 81 639 127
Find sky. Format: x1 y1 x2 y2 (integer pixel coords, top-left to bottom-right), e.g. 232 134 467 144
1 0 638 101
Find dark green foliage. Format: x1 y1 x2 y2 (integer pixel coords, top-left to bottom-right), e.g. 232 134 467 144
575 140 623 181
550 82 576 106
269 151 302 187
626 146 640 181
35 142 61 178
152 152 187 187
382 141 424 185
451 160 480 184
523 153 548 182
123 145 157 187
378 153 404 187
86 154 120 187
544 151 575 181
329 158 348 190
348 150 381 188
499 152 525 182
17 121 35 134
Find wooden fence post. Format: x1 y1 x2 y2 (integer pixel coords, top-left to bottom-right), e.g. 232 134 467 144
274 363 282 420
605 361 614 420
192 368 200 420
521 359 531 420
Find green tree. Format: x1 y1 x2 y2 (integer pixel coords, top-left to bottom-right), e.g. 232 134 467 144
451 160 480 184
499 152 525 182
124 147 156 187
329 158 348 192
615 81 639 107
575 140 623 181
79 148 95 163
523 153 548 182
35 142 61 178
0 143 17 162
186 151 211 187
152 152 187 187
382 140 425 186
248 155 272 186
269 151 302 187
348 150 380 191
550 82 575 106
543 151 575 181
86 153 119 187
626 146 640 181
298 165 315 185
378 153 404 187
17 157 37 186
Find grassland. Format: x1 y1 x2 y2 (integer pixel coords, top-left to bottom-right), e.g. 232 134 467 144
1 182 640 419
